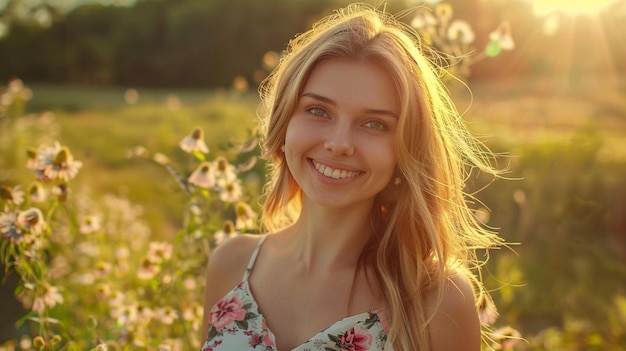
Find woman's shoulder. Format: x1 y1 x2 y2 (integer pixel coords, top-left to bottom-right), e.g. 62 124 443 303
208 234 265 275
204 234 265 297
425 272 482 350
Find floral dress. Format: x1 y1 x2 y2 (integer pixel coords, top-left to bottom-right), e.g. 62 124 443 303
201 235 392 351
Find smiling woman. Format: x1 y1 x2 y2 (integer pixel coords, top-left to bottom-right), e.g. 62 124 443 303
530 0 619 16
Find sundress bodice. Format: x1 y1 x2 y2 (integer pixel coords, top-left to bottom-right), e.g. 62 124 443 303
200 235 392 351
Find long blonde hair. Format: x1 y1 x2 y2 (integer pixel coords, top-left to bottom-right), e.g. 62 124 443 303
258 3 503 350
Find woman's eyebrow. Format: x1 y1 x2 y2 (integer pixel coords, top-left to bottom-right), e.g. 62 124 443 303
301 92 398 119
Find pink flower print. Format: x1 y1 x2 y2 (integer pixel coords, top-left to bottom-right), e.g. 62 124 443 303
336 325 373 351
248 333 263 347
209 294 246 331
262 320 275 347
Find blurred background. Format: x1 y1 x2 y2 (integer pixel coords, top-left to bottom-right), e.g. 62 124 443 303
1 0 625 349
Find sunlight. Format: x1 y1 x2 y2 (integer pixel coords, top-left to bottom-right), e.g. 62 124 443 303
530 0 619 16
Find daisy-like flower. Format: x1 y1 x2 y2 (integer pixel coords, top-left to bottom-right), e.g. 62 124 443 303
216 177 243 203
411 7 437 29
51 183 68 202
213 220 238 246
213 156 237 181
477 292 499 325
188 162 216 189
94 261 113 279
40 143 83 181
27 182 47 203
136 302 154 325
488 21 515 54
447 20 475 45
0 185 25 205
157 305 179 325
179 127 209 154
32 282 64 313
435 3 453 23
16 207 47 235
79 214 101 234
137 257 161 280
235 202 257 231
1 211 26 243
95 283 111 300
147 241 173 263
112 304 139 330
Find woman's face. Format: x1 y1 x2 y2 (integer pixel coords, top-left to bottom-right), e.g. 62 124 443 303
284 58 399 210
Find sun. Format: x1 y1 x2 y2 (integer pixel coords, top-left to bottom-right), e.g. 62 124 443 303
530 0 619 16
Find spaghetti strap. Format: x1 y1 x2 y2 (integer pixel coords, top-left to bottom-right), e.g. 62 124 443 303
242 234 268 281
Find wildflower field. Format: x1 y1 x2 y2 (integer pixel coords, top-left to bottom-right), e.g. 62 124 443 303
1 75 625 351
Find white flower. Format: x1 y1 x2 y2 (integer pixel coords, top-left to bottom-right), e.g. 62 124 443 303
447 20 475 45
179 128 209 154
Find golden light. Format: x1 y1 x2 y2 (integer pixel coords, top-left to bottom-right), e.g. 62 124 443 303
531 0 619 16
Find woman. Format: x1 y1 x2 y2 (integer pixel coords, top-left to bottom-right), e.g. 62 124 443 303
201 3 503 351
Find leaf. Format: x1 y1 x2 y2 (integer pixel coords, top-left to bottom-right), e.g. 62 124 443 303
485 40 502 57
235 319 248 330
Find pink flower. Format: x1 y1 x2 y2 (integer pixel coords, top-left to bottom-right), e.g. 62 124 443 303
262 319 275 347
336 325 372 351
209 294 246 331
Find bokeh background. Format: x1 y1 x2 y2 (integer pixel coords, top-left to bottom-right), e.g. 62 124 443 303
1 0 625 349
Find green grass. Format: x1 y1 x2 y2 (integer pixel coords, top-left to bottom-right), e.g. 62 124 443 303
22 84 262 234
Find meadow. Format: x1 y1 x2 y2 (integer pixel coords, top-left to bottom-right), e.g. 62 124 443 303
1 76 625 350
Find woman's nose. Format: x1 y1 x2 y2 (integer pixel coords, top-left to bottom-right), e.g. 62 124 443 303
324 122 354 156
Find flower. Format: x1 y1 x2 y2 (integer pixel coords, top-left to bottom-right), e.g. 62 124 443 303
435 3 453 23
213 156 237 181
94 261 113 279
209 294 246 331
188 162 216 189
213 220 238 246
137 257 161 280
0 211 26 242
27 182 47 203
51 183 68 202
157 306 179 325
147 241 173 263
335 325 373 351
179 128 209 154
447 20 475 45
16 207 47 235
79 215 101 234
32 283 64 313
477 292 499 325
216 177 242 203
489 21 515 52
411 8 437 29
35 142 83 181
0 185 25 205
235 202 257 231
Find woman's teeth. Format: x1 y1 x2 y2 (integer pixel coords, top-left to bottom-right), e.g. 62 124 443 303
313 161 359 179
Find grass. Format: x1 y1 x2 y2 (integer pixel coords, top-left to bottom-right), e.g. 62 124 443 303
23 84 262 235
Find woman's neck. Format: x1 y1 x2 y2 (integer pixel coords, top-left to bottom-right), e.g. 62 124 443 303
281 199 375 273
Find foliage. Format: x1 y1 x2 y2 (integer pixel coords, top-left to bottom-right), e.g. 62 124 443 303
0 79 262 350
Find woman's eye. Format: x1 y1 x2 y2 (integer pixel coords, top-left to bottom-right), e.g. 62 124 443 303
306 106 327 117
363 120 387 130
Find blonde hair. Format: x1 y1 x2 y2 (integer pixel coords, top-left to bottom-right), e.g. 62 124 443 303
258 3 503 350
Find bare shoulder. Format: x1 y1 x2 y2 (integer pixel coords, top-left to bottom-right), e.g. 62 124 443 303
425 273 481 351
201 234 264 339
205 234 263 293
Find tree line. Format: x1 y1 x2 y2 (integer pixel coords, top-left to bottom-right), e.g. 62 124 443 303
0 0 624 88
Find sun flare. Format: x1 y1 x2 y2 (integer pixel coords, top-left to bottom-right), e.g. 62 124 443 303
530 0 619 16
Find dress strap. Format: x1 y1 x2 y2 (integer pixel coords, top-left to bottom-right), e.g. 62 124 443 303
242 234 269 281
